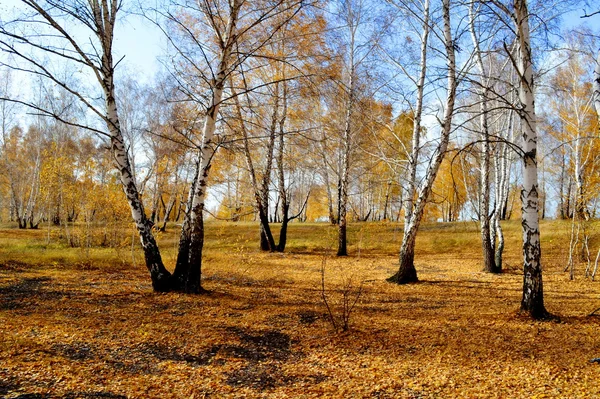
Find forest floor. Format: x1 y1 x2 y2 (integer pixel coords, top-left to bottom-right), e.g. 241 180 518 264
1 220 600 398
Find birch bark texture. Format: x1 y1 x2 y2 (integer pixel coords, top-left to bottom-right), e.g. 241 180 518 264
513 0 548 318
404 0 430 228
389 0 457 284
594 49 600 123
468 1 498 274
172 0 241 293
336 0 362 257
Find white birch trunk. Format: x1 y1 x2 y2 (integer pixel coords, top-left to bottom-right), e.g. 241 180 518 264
233 81 277 252
594 49 600 122
492 113 512 269
105 91 171 291
469 1 497 273
259 82 279 251
514 0 547 318
404 0 430 226
390 0 456 284
338 65 353 256
179 0 241 292
93 1 172 291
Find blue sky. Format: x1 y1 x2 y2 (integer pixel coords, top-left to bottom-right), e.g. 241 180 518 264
1 1 598 85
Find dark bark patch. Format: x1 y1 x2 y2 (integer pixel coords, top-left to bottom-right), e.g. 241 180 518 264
523 149 537 167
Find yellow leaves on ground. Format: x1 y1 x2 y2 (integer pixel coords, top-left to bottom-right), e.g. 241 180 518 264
1 220 600 398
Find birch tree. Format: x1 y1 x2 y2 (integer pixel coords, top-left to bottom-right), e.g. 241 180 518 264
595 49 600 122
512 0 548 318
207 0 316 252
468 1 500 273
154 0 307 290
388 0 458 284
334 0 364 256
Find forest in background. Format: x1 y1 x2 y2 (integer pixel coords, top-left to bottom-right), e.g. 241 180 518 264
0 0 599 319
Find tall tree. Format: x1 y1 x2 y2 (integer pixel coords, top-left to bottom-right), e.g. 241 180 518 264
335 0 364 256
388 0 458 284
594 49 600 122
469 0 500 273
512 0 548 318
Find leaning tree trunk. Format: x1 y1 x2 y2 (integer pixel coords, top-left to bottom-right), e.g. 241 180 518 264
514 0 548 319
88 0 172 292
389 0 455 284
404 0 429 227
159 192 177 232
390 0 429 281
105 93 171 292
172 1 241 293
233 79 277 252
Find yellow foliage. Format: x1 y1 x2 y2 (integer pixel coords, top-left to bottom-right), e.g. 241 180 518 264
426 146 471 222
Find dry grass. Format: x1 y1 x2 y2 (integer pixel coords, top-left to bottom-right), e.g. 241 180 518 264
1 220 600 398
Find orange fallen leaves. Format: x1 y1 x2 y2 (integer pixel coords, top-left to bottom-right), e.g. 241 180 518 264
1 221 600 398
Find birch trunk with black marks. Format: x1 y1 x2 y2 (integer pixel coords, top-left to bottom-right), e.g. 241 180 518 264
594 49 600 124
259 83 279 252
513 0 548 318
337 69 353 257
172 1 241 293
404 0 430 227
90 2 172 292
469 2 498 273
493 110 514 269
389 0 456 284
174 156 199 286
234 80 277 252
276 80 290 252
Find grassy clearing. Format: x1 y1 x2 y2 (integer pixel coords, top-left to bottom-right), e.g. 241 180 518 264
1 220 600 398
